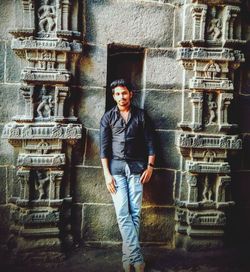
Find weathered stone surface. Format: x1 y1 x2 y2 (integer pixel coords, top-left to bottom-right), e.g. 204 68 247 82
71 203 84 244
143 169 175 206
0 41 5 82
174 4 184 47
0 1 16 40
0 205 10 244
86 1 174 48
140 206 175 244
0 167 7 204
145 49 183 90
78 45 107 87
0 125 15 165
73 167 112 204
75 88 105 129
84 129 100 167
5 42 24 83
0 84 20 122
144 90 182 130
155 130 180 169
82 204 120 242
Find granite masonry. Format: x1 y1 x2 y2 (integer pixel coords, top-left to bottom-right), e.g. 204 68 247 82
0 0 250 263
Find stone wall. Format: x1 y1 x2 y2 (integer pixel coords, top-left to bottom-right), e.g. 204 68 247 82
0 0 250 260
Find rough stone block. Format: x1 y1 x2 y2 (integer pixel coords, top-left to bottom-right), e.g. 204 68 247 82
0 125 15 165
0 1 16 40
85 129 100 167
78 45 107 87
71 127 86 166
144 90 182 130
75 87 106 130
0 205 10 244
0 84 20 122
143 169 175 206
5 42 24 83
0 167 7 204
155 130 180 170
86 1 174 48
145 49 182 90
0 41 5 82
82 204 120 242
174 4 184 46
73 166 112 204
140 206 175 244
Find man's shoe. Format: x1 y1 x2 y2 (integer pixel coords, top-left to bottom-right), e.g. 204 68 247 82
123 263 131 272
134 263 145 272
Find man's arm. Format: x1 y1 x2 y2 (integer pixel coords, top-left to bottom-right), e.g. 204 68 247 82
140 111 156 184
101 158 116 193
139 154 155 184
100 114 116 193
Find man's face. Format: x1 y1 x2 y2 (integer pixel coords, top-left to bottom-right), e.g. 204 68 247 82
112 86 133 107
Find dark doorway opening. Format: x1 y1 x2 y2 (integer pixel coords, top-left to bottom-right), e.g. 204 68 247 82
106 44 145 111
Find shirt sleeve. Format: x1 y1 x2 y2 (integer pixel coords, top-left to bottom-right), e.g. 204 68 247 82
143 111 156 156
100 113 112 159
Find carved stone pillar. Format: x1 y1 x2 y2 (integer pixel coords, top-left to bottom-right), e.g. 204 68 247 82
1 0 82 261
175 0 245 250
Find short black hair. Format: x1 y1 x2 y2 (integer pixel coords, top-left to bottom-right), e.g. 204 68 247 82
110 79 132 93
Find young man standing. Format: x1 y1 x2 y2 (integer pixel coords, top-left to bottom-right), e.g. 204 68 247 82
100 79 156 272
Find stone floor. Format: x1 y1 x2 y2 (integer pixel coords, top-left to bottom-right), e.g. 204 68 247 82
2 245 250 272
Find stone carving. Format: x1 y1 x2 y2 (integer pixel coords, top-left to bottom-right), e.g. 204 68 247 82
187 211 226 226
21 70 71 83
38 0 56 34
207 7 222 41
17 154 65 167
206 93 217 125
177 133 242 149
37 87 54 119
186 161 230 173
189 77 234 90
21 211 59 224
204 61 221 79
35 170 50 200
2 123 82 140
202 175 213 202
191 5 207 41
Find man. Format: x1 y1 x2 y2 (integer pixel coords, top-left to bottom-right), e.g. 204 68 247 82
100 79 156 272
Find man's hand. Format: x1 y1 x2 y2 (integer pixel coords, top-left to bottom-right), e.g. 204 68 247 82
104 173 116 194
139 167 153 184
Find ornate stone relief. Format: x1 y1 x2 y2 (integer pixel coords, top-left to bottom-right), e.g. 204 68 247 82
175 0 244 249
1 0 82 258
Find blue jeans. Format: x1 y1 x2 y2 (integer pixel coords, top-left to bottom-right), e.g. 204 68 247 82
112 164 144 266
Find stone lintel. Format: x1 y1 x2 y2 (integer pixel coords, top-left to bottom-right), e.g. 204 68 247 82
177 133 242 149
2 123 82 141
177 47 244 62
187 211 226 227
11 38 82 53
17 153 65 167
186 161 231 173
21 69 71 84
189 77 234 90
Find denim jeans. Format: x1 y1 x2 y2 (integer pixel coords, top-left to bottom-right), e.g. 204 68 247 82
112 163 144 266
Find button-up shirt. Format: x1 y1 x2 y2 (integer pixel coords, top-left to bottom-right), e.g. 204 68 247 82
100 105 155 175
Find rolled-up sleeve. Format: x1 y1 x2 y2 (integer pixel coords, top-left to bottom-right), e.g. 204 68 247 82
100 113 112 159
144 111 155 156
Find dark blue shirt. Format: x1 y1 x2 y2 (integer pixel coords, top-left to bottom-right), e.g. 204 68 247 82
100 105 155 175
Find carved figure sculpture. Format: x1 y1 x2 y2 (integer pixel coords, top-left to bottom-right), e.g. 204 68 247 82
204 61 221 79
207 93 217 125
37 87 54 118
202 175 213 202
35 171 50 200
38 0 56 33
207 7 222 41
